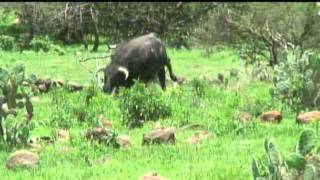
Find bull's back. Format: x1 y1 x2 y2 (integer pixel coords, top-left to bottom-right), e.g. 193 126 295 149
112 33 168 79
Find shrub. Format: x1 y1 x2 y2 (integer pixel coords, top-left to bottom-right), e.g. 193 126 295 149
30 35 52 52
51 44 65 55
190 77 209 98
0 35 14 51
118 82 172 128
49 82 114 128
271 48 320 117
0 62 34 147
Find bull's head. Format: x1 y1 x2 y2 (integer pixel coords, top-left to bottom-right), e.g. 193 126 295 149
103 64 129 93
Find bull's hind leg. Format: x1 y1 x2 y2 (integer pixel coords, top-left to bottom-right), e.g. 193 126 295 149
158 68 166 90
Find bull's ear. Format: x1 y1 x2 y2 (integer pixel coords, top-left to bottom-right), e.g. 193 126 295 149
117 66 129 80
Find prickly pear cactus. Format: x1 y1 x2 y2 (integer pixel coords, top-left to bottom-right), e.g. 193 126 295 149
0 62 34 146
253 130 320 180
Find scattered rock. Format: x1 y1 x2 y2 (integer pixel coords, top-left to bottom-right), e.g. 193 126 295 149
297 111 320 124
27 138 42 153
139 172 168 180
67 81 83 92
30 96 40 102
38 84 48 92
217 73 224 83
142 127 175 145
52 79 65 87
230 68 240 78
57 129 70 142
259 110 282 123
186 131 210 145
85 127 115 143
153 122 163 130
85 155 112 166
239 112 253 122
117 135 132 149
6 150 39 170
99 115 113 129
176 76 187 85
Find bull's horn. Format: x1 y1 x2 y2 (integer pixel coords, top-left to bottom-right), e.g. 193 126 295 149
108 44 117 49
118 66 129 80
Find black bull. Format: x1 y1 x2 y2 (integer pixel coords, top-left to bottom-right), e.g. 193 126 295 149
103 33 178 93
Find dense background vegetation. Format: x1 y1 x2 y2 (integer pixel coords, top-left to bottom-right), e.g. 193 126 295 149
1 2 320 180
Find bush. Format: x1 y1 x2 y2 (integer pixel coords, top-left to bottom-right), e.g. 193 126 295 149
0 35 15 51
51 44 65 55
271 48 320 116
49 82 115 128
190 77 209 98
30 35 52 52
118 82 172 128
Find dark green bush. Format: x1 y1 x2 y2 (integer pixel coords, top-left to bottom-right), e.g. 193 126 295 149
271 48 320 116
49 82 114 128
118 82 172 128
30 35 52 52
0 35 14 51
51 44 65 55
190 77 209 98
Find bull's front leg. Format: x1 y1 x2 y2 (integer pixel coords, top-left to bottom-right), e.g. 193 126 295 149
158 68 166 90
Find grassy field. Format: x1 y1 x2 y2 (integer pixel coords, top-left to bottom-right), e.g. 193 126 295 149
0 45 315 180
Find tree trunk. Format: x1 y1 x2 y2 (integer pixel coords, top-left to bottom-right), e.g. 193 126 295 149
269 41 278 66
91 5 99 52
79 5 88 50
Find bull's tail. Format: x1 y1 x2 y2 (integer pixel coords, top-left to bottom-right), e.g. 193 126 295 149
166 57 178 82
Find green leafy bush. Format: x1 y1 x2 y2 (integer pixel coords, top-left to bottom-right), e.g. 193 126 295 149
271 48 320 116
0 35 15 51
49 82 113 128
190 77 209 98
118 82 172 128
0 62 34 147
51 44 65 55
1 115 35 148
30 35 52 52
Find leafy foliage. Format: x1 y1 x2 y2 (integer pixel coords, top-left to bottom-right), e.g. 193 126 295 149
118 82 172 128
0 35 14 51
49 82 113 129
0 62 34 147
30 35 52 53
271 49 320 115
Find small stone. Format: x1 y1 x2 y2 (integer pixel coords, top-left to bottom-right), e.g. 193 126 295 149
239 112 253 122
57 129 70 142
139 172 168 180
142 127 175 145
259 110 282 123
186 131 210 145
99 115 113 129
117 135 132 149
6 150 39 170
297 111 320 124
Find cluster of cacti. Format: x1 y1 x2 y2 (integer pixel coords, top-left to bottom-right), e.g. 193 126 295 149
253 130 320 180
0 62 34 146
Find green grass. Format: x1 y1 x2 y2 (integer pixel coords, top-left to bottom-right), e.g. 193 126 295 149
0 45 317 180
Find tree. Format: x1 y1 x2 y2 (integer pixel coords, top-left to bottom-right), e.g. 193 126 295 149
195 2 320 66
